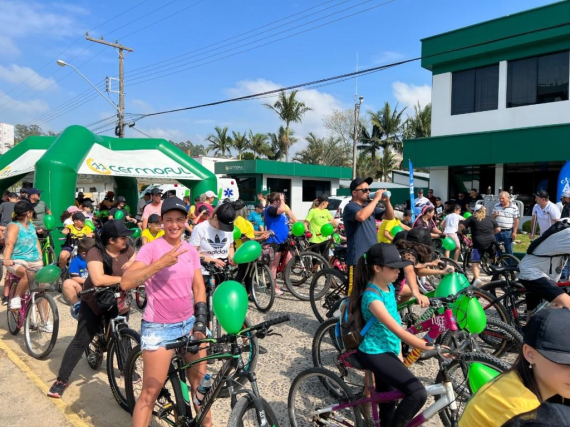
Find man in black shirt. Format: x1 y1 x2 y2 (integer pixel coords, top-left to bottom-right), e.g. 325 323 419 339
467 188 483 212
456 192 469 214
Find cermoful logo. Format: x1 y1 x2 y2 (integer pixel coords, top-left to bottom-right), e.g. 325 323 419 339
86 158 111 175
0 165 11 178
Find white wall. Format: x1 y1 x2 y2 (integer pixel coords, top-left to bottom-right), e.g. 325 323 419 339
431 59 570 137
429 167 448 200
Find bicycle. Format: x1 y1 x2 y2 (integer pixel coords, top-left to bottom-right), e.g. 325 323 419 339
237 255 276 313
5 261 60 359
124 315 290 426
37 228 58 266
462 241 519 277
79 285 141 412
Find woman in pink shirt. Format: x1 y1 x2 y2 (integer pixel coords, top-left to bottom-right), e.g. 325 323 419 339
121 197 210 427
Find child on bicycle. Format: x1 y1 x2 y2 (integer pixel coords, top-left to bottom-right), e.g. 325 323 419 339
63 237 96 320
352 243 434 427
141 214 164 245
59 212 95 269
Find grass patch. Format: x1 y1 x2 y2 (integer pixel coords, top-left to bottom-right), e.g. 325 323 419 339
514 233 531 253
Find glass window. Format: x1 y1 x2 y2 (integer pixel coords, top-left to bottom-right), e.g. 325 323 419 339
302 180 331 202
452 64 499 115
448 165 495 201
507 51 569 108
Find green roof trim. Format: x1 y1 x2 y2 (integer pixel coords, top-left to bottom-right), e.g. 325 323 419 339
215 159 352 179
421 1 570 74
403 123 570 168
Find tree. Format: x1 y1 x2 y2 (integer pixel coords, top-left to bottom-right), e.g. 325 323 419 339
205 126 233 157
264 90 311 162
368 102 407 153
248 131 270 159
403 102 431 140
377 147 399 182
323 109 357 146
293 132 351 166
266 126 292 161
358 122 384 162
356 152 377 179
231 131 249 160
14 124 48 144
172 140 207 157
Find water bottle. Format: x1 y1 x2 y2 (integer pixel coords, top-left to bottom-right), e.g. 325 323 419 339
193 374 212 407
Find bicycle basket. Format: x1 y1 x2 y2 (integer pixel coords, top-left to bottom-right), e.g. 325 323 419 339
28 265 60 292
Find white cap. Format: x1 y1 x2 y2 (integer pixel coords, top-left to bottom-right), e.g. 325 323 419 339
473 204 484 212
205 190 216 198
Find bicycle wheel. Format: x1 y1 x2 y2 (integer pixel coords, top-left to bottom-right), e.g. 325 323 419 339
135 285 147 310
85 334 104 370
477 318 523 358
310 268 347 323
493 254 520 281
24 293 59 359
284 252 330 301
107 328 141 412
125 345 189 425
436 352 511 426
251 263 275 313
480 253 493 275
288 367 363 427
6 279 21 335
227 396 279 427
460 286 510 324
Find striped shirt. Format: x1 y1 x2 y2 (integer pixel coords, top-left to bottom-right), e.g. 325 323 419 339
492 203 520 230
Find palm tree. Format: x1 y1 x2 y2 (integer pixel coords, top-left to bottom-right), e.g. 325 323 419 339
356 152 377 179
205 126 233 157
293 132 350 166
266 126 294 161
377 147 399 182
231 131 249 160
248 131 270 159
369 102 407 153
358 122 384 162
403 102 432 140
264 90 312 162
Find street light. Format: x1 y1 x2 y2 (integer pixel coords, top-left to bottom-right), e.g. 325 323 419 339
352 96 364 179
56 59 119 112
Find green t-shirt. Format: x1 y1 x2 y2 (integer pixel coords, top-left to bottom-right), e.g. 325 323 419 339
305 207 333 244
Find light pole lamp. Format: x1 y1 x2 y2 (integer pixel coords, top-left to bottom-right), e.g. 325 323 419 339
352 96 364 179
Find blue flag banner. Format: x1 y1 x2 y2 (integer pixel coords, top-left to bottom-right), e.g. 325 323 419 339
409 160 415 223
557 160 570 202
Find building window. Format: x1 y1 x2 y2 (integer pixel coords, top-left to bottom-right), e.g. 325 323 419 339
448 165 495 201
302 180 331 202
451 64 499 115
507 51 569 108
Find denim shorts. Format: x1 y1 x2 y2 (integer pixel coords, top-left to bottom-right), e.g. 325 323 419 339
140 316 195 351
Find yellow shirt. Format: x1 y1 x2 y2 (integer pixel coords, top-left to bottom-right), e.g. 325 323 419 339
377 219 401 243
234 216 255 249
66 224 92 238
141 228 165 243
459 371 540 427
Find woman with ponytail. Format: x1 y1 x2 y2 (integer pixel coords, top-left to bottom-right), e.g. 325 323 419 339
48 220 136 399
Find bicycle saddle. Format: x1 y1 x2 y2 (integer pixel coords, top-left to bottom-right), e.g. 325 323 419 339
489 264 519 274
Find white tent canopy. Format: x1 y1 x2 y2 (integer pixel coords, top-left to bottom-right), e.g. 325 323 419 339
0 149 46 180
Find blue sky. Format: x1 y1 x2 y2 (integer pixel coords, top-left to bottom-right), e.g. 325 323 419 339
0 0 555 153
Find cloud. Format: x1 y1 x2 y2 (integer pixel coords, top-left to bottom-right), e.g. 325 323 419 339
0 64 58 91
0 90 49 115
129 99 154 114
373 51 405 65
228 78 346 153
0 35 19 55
392 81 431 112
139 127 188 142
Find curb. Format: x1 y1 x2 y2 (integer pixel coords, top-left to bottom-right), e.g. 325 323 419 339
0 339 91 427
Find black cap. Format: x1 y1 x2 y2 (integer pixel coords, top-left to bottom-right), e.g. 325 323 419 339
215 202 236 232
82 200 93 208
524 308 570 364
393 227 432 246
101 220 135 238
364 243 413 269
254 202 264 209
161 197 187 216
194 196 201 202
116 196 126 203
233 199 246 210
148 213 160 223
317 194 329 203
150 188 162 195
350 177 373 192
27 188 42 195
72 212 86 221
534 190 549 200
502 402 570 427
198 205 210 215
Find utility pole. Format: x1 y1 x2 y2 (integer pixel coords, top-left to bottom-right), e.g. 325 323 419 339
85 32 133 138
352 96 364 179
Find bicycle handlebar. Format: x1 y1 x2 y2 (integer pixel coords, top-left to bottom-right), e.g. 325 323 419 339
78 285 120 296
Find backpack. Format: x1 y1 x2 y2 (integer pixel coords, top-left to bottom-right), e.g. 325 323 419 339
527 220 570 257
335 287 380 351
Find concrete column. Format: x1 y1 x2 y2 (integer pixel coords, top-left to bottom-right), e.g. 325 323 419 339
495 164 504 194
498 61 507 110
430 167 449 200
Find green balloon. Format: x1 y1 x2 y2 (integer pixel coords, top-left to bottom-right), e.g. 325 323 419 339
85 219 96 231
453 295 487 334
233 226 242 241
124 205 131 214
213 280 248 334
468 362 500 395
100 210 109 217
131 228 141 238
321 223 334 237
43 214 56 231
291 222 305 237
435 273 470 298
35 264 60 283
463 211 472 219
333 233 341 244
114 210 125 220
233 241 262 264
441 236 456 251
390 225 404 237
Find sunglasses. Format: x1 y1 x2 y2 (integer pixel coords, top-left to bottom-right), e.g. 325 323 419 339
355 188 371 193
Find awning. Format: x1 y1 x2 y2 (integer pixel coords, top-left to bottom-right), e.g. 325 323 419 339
77 144 200 180
0 149 46 179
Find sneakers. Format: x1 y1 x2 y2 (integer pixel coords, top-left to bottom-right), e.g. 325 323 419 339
274 288 284 296
47 380 68 398
39 321 53 333
472 278 483 288
1 296 7 306
70 302 80 320
9 296 21 310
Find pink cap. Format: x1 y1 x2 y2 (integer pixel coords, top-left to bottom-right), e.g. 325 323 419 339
67 206 81 213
